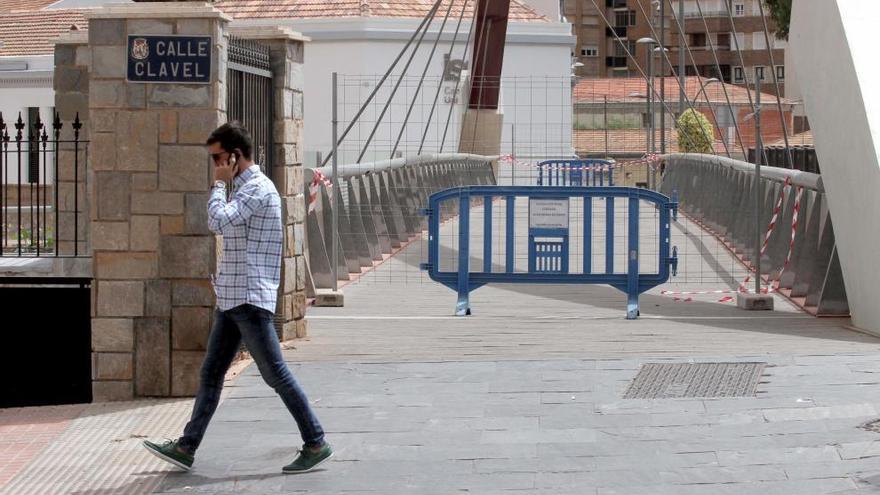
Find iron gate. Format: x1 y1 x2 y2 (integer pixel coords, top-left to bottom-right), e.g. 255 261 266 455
227 37 274 170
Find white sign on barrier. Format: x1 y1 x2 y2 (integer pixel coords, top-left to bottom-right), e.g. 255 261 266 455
529 199 569 229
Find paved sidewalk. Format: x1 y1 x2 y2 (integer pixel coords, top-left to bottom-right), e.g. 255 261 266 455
150 284 880 492
7 193 880 493
148 206 880 493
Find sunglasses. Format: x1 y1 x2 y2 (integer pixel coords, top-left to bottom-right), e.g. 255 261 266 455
210 151 230 163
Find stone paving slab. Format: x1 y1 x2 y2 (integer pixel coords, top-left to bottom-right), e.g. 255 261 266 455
149 199 880 493
151 354 880 494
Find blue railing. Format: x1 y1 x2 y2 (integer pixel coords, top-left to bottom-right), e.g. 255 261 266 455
537 159 615 186
420 186 679 319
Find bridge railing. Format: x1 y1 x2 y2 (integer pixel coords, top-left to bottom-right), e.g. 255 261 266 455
660 153 848 315
303 153 496 293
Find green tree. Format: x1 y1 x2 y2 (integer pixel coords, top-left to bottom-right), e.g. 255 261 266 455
676 109 715 154
764 0 792 40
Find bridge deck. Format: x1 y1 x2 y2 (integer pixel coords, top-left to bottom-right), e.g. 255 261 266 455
151 173 880 494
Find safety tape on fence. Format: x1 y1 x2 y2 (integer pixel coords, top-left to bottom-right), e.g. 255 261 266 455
738 175 792 293
307 169 334 214
498 153 661 172
660 176 805 301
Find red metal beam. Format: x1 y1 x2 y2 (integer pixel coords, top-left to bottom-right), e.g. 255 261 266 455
468 0 510 110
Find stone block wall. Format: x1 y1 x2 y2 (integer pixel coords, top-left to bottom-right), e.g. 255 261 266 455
85 6 229 401
54 33 91 256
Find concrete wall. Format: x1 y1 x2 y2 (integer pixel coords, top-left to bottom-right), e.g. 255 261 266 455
789 0 880 333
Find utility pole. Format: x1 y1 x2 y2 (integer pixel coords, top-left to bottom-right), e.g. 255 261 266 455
678 0 685 117
753 67 763 297
659 0 666 155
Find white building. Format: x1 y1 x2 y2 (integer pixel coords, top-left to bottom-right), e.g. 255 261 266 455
1 0 575 169
0 5 88 187
218 0 576 163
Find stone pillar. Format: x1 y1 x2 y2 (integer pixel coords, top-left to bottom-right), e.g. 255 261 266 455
228 26 309 341
87 3 229 401
54 32 91 256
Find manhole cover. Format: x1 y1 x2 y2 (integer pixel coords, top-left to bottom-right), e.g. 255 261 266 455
624 362 767 399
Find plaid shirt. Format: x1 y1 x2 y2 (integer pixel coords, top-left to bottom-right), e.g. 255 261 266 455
208 165 282 313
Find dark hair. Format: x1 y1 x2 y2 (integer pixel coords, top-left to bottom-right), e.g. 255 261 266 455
206 121 253 160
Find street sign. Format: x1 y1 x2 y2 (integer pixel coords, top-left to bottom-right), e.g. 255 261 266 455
127 35 212 84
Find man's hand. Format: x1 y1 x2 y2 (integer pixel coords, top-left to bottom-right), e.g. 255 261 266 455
213 155 236 183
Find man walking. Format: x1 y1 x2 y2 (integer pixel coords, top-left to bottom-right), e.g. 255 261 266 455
143 122 332 473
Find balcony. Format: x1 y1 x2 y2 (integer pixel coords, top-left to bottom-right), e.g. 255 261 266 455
606 56 628 68
683 10 729 19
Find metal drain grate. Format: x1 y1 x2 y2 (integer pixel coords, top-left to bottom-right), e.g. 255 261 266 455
624 362 767 399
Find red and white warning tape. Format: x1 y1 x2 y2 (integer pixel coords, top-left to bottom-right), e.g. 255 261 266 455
738 175 792 293
660 176 805 300
771 185 804 291
307 170 334 214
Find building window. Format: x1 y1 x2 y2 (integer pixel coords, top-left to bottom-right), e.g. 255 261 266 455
776 65 785 80
691 33 707 47
754 66 765 80
611 68 629 78
613 40 637 58
726 0 746 16
733 66 744 83
614 9 636 27
581 45 599 57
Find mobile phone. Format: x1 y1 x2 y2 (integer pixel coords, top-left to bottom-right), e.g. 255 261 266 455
229 152 237 167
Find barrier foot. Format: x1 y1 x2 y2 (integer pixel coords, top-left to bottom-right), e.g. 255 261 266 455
455 294 471 316
626 294 640 320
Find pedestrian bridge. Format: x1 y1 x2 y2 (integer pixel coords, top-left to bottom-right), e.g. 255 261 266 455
304 152 848 322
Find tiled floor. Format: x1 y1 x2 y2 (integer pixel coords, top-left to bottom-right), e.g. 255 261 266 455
0 404 86 488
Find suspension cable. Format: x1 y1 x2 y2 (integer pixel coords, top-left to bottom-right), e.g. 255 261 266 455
690 0 750 157
660 0 734 158
440 3 479 152
419 0 471 154
587 0 710 154
356 2 443 163
390 0 457 159
718 0 773 166
634 0 731 158
756 0 795 170
320 0 444 167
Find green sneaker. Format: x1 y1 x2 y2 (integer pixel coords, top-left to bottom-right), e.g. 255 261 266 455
142 439 194 471
282 443 333 474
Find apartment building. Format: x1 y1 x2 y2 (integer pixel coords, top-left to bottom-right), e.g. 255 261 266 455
566 0 786 95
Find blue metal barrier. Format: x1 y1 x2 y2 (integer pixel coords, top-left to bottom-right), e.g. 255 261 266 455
537 159 615 186
420 186 678 319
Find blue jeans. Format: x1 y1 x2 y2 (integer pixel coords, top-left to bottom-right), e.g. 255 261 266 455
178 304 325 453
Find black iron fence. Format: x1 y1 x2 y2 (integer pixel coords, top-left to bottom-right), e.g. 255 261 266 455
0 112 86 257
227 37 274 171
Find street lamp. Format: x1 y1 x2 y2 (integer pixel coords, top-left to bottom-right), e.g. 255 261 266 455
694 77 720 103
